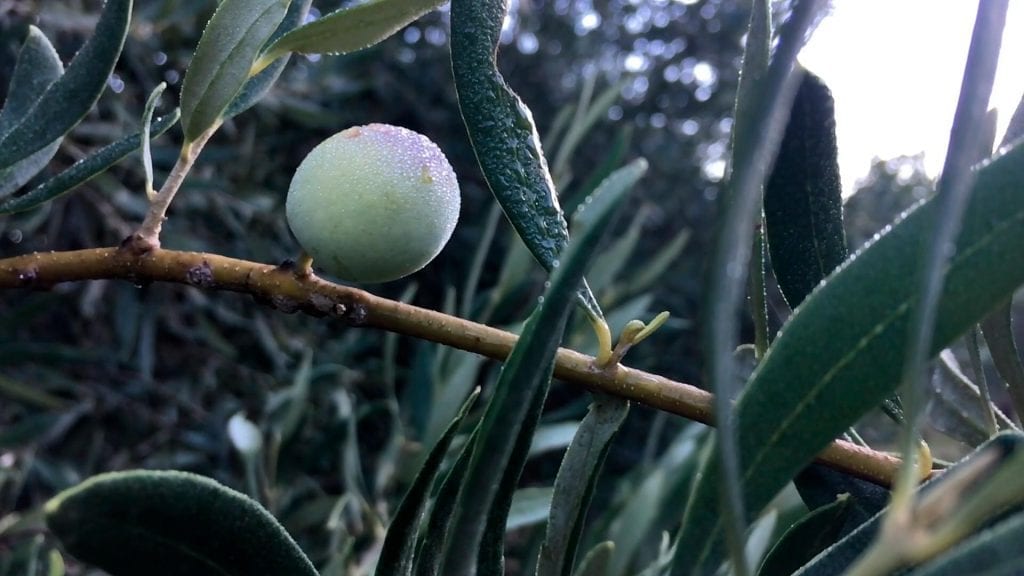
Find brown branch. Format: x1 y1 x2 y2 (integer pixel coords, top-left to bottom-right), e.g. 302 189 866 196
0 246 904 487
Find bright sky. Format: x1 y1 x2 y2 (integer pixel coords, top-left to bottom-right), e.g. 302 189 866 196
799 1 1024 195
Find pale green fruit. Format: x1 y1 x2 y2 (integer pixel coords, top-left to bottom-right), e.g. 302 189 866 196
286 124 461 283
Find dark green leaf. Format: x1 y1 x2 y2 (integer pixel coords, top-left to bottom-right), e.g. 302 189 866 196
438 159 647 576
0 26 64 197
45 470 317 576
757 497 852 576
537 395 628 576
0 111 179 215
180 0 290 142
259 0 445 64
450 0 604 324
794 464 889 523
764 69 848 308
0 27 63 137
908 509 1024 576
412 429 478 576
375 389 479 576
977 89 1024 421
796 434 1023 576
478 382 551 574
690 0 828 572
224 0 311 120
980 304 1024 419
674 136 1024 573
931 351 1016 446
0 0 131 172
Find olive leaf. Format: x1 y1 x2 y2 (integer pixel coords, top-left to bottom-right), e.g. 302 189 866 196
375 389 479 576
224 0 312 120
438 159 647 576
764 69 848 309
0 0 131 173
0 26 64 198
450 0 606 329
180 0 290 142
258 0 446 68
0 111 179 215
45 470 318 576
671 134 1024 573
537 394 629 576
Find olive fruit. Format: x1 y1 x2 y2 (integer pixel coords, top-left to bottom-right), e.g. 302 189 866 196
286 124 461 283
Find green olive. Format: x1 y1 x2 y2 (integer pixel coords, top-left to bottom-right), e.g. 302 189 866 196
286 124 460 283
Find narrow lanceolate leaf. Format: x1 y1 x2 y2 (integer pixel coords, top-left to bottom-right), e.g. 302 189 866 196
0 0 131 172
797 433 1024 576
375 389 479 576
537 395 628 576
438 160 647 576
757 497 853 576
0 111 179 215
259 0 445 66
764 69 847 308
45 470 317 576
224 0 311 120
450 0 604 323
0 27 64 198
980 307 1024 418
908 509 1024 575
180 0 290 142
412 429 479 576
978 92 1024 420
674 134 1024 573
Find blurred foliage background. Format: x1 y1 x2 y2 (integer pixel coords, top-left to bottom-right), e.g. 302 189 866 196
0 0 944 574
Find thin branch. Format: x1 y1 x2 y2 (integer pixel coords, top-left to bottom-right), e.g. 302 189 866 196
0 246 904 487
131 126 217 251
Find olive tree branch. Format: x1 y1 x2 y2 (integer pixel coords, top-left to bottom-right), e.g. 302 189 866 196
0 246 903 487
130 126 217 251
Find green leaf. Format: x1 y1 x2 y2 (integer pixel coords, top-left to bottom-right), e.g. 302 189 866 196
224 0 311 120
674 136 1024 573
931 351 1016 446
475 302 568 576
375 389 479 576
764 69 848 308
0 0 131 173
259 0 445 65
450 0 604 325
0 111 179 215
980 303 1024 419
793 464 889 528
0 26 64 198
537 395 628 576
438 159 647 576
412 428 478 576
180 0 290 142
795 433 1024 576
908 509 1024 575
0 27 63 137
45 470 317 576
757 497 853 576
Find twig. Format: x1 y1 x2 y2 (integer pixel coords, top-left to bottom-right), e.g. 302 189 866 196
130 127 216 252
0 246 905 487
